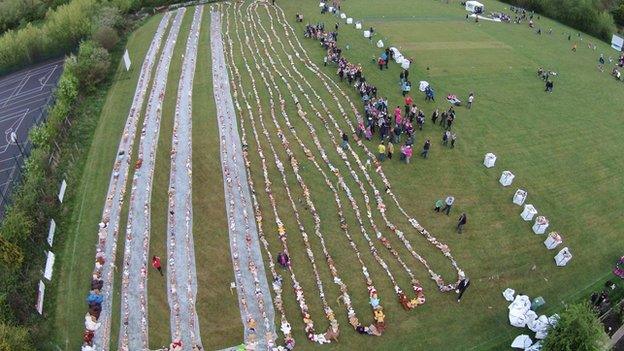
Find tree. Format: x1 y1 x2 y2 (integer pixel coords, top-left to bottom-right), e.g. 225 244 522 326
613 4 624 26
542 302 608 351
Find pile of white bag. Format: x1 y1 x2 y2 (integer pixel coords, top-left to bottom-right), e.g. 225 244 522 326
389 47 410 70
504 288 560 350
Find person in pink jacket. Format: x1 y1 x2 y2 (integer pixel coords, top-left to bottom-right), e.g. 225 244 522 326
402 145 413 163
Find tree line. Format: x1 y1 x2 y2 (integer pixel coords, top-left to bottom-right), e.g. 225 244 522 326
499 0 619 41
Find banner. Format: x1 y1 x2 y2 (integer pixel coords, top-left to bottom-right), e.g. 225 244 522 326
44 251 55 281
123 49 132 71
612 35 623 51
36 280 45 314
47 219 56 246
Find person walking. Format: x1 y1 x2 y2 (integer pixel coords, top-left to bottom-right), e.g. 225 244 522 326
450 132 457 148
442 131 449 146
545 80 554 93
442 195 454 215
377 142 386 161
467 92 474 109
456 277 471 302
151 255 163 276
434 198 444 212
420 138 431 158
457 213 467 234
403 144 413 163
378 57 384 70
387 141 394 160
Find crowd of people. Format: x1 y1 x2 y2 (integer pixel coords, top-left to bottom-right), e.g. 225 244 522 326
305 16 468 170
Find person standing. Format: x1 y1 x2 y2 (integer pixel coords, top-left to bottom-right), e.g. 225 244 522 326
420 139 431 158
446 115 454 130
456 277 471 302
377 142 386 161
387 141 394 160
467 92 474 109
450 132 457 148
341 132 349 149
434 198 444 212
439 111 447 127
442 131 449 146
403 144 413 163
442 195 454 215
404 96 413 116
457 213 467 234
151 255 163 276
431 108 439 124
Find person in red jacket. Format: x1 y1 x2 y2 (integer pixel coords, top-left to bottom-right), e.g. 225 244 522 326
152 255 163 276
404 96 413 116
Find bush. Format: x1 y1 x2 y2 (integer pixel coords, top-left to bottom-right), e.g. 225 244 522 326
0 322 33 351
93 26 120 50
65 40 111 91
542 303 607 351
500 0 617 41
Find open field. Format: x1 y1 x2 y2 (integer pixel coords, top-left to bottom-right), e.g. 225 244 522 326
51 0 624 350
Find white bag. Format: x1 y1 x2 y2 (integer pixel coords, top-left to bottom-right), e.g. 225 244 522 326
511 335 533 349
355 22 362 29
363 30 371 38
376 39 384 48
346 18 353 24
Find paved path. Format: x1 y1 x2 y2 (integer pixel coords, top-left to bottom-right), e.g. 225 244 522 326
210 8 276 349
118 8 186 351
89 12 172 351
166 5 204 350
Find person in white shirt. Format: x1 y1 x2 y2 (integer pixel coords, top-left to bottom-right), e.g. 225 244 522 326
467 92 474 109
442 195 455 215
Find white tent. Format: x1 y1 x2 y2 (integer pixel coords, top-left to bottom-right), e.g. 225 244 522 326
465 1 484 13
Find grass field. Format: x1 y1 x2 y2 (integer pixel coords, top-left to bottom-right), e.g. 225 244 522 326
50 0 624 350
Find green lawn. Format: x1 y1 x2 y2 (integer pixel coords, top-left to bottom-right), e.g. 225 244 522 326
50 0 624 350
